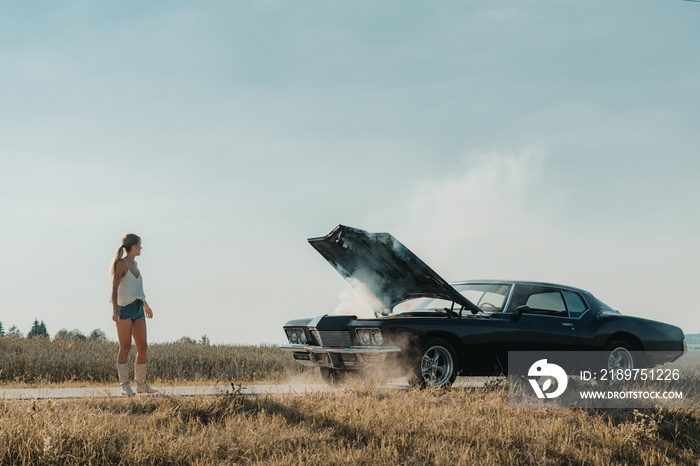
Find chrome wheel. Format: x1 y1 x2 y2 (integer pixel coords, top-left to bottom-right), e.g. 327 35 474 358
420 345 455 387
607 346 634 372
602 340 637 384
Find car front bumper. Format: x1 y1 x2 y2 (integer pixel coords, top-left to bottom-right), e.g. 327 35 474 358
281 343 402 369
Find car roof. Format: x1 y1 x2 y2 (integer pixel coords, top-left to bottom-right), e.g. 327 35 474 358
449 279 592 296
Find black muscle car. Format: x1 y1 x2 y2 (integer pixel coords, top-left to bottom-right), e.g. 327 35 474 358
282 225 687 388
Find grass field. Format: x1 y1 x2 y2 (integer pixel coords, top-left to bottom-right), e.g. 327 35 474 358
2 337 700 464
0 336 315 387
2 385 700 465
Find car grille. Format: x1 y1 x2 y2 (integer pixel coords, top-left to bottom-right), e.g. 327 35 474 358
311 330 352 347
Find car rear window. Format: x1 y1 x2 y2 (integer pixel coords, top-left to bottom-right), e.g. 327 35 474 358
598 300 621 315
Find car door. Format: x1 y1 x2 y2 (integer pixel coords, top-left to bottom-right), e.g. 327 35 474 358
492 284 580 353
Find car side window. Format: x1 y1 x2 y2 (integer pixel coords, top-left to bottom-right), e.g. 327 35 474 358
562 291 588 318
525 292 567 316
507 285 568 317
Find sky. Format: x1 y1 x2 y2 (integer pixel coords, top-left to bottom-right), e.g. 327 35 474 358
1 0 698 344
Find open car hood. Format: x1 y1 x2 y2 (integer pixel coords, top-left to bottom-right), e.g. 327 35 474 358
309 225 480 315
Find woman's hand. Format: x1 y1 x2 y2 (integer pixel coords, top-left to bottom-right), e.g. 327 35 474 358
144 303 154 319
112 308 120 322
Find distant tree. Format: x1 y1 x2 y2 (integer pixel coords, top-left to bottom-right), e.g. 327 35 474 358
69 329 86 341
55 328 89 341
28 319 49 339
200 335 210 345
88 329 108 341
177 336 197 344
0 321 4 336
7 325 23 337
54 328 71 340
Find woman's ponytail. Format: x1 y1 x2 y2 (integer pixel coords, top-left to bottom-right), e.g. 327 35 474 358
110 245 125 277
110 234 141 276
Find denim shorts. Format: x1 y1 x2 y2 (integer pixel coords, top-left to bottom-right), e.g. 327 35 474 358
118 299 145 321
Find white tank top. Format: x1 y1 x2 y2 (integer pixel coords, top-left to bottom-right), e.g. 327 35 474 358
115 261 146 306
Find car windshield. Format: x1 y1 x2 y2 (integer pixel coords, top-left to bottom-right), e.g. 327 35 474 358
393 283 513 314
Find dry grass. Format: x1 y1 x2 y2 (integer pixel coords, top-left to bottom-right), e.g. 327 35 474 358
0 336 315 387
1 385 699 465
2 338 700 464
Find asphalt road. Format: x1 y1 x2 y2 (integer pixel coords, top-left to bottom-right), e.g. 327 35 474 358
4 352 696 400
0 384 331 400
0 378 492 400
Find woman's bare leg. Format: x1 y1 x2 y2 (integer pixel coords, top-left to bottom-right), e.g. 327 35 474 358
132 319 148 364
116 319 133 364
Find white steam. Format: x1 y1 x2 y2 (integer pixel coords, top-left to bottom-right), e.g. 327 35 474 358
334 277 383 318
347 146 697 332
332 148 551 318
378 147 555 280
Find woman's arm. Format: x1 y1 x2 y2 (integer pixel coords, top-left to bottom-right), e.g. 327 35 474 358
143 300 153 319
111 261 126 322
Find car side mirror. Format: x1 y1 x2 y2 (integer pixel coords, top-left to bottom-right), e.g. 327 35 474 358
512 305 530 322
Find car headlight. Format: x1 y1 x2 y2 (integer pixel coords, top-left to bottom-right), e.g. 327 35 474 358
356 328 383 346
357 329 371 345
286 328 306 345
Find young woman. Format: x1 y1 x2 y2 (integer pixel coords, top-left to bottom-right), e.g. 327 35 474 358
110 233 157 395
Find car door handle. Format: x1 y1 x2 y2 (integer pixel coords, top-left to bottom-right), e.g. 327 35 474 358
562 323 574 329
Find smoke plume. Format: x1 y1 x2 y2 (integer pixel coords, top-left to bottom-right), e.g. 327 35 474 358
334 277 383 318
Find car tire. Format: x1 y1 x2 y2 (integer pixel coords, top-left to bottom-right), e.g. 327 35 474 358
409 337 458 389
605 340 635 373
